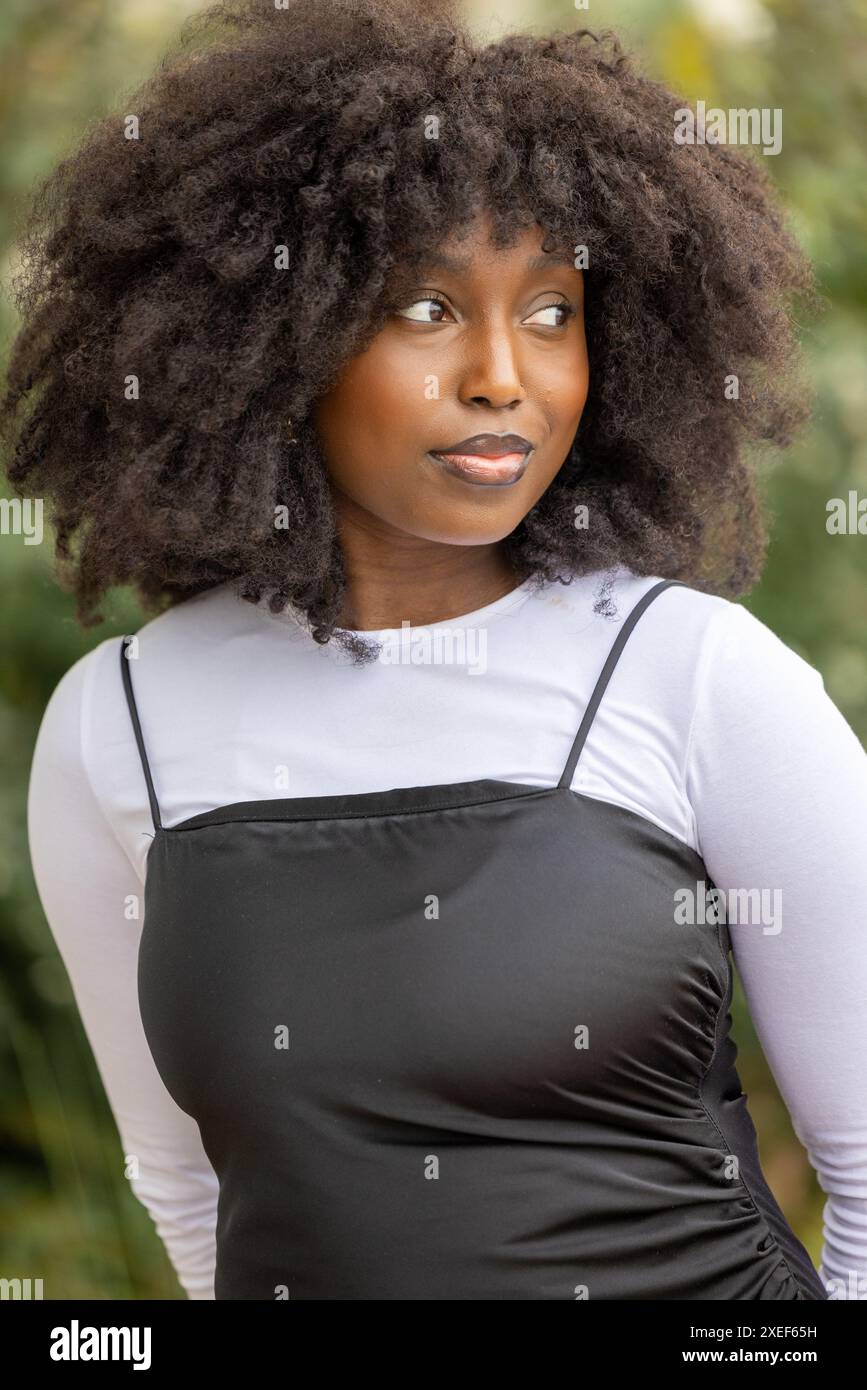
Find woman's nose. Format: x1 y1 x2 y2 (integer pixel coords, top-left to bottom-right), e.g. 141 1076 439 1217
457 325 526 408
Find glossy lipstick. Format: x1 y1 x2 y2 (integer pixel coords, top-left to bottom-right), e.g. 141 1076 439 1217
427 432 533 486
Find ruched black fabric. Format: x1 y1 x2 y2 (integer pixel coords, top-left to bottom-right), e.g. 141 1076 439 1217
122 579 829 1300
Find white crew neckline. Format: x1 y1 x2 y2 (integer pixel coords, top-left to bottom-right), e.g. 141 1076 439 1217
332 575 539 636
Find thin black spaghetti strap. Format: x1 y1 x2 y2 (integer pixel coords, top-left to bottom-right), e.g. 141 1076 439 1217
119 635 163 832
558 579 689 789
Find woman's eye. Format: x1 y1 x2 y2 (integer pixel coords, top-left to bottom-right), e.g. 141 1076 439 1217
525 302 577 328
395 297 451 323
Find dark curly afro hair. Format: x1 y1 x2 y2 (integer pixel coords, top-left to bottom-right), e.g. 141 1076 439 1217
1 0 820 663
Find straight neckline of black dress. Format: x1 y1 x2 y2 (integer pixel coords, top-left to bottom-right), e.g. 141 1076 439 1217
151 777 708 875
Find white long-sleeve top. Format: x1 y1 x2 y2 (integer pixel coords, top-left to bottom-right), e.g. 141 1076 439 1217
26 565 867 1299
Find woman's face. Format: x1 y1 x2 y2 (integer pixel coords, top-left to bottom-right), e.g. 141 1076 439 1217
311 210 588 548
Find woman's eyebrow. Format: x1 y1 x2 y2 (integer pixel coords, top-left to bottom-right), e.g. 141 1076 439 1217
416 248 578 275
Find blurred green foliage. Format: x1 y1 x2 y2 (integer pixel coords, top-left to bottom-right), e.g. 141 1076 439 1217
1 0 864 1298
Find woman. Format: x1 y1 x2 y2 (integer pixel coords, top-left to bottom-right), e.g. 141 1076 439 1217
4 0 866 1300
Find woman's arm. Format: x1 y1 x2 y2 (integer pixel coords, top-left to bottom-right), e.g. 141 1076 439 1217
27 650 218 1299
685 598 867 1299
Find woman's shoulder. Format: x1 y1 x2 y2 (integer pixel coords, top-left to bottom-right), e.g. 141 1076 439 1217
36 579 257 703
128 579 283 651
28 582 270 854
593 568 826 694
561 571 833 791
664 582 827 708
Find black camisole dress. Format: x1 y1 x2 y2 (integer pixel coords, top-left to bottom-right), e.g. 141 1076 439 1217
121 578 830 1300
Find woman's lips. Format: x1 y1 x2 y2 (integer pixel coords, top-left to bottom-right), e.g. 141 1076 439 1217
427 449 531 486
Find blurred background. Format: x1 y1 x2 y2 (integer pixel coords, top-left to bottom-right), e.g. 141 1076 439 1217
1 0 865 1298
